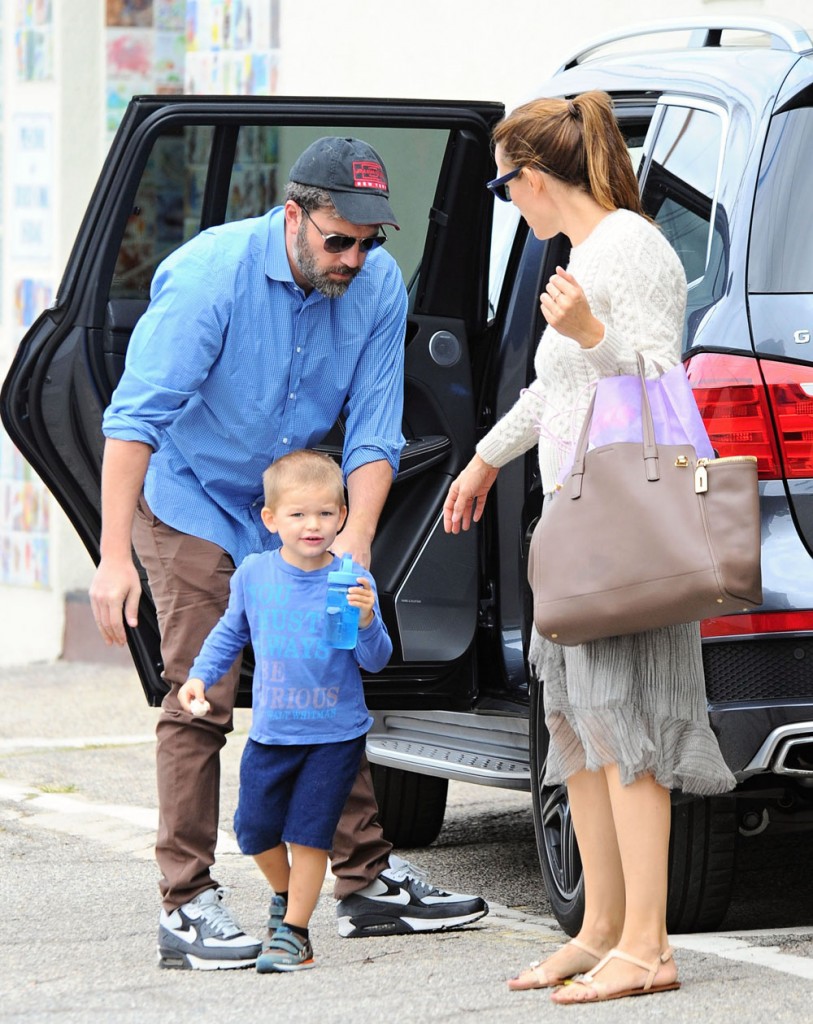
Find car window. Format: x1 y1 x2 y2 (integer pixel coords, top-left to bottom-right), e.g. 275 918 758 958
640 103 727 344
748 105 813 293
110 122 449 302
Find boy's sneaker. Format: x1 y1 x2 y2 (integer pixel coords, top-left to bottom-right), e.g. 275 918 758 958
256 925 315 973
266 894 288 938
336 855 489 938
158 887 261 970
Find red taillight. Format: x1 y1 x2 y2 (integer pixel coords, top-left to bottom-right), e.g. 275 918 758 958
685 352 781 478
760 360 813 478
701 611 813 638
686 353 813 479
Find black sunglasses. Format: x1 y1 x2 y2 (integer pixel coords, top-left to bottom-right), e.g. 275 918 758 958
300 206 387 254
487 167 522 202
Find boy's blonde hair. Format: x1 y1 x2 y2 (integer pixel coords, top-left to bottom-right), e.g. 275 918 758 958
263 450 345 509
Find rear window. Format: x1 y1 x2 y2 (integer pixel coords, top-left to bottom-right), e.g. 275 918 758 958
640 102 727 345
748 106 813 293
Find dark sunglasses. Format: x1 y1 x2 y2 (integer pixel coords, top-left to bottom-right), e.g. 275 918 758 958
487 167 522 202
300 206 387 254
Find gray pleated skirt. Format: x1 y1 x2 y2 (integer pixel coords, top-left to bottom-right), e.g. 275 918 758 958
529 621 736 796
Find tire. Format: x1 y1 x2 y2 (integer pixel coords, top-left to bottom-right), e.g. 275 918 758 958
528 674 737 935
369 763 448 848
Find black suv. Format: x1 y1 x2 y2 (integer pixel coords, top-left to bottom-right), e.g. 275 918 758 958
4 16 813 935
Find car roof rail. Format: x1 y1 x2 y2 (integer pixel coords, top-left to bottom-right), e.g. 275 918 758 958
558 16 813 71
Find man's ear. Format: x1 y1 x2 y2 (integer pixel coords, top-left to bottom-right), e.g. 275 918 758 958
261 506 278 533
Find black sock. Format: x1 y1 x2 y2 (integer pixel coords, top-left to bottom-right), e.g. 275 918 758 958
284 922 309 940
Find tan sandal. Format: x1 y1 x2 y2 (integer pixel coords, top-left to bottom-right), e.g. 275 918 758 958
551 946 681 1003
507 937 603 991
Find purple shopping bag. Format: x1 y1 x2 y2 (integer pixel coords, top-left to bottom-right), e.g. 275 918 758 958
557 362 714 486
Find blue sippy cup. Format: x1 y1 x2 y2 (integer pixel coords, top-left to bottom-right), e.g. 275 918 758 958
325 554 361 649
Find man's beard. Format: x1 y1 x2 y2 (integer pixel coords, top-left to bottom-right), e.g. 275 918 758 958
294 221 360 298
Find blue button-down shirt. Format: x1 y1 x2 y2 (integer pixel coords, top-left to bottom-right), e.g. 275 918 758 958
103 207 407 564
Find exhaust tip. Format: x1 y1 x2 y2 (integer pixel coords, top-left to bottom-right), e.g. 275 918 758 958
773 736 813 776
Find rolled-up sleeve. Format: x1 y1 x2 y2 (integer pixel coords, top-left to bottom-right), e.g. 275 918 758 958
341 258 407 479
102 245 231 448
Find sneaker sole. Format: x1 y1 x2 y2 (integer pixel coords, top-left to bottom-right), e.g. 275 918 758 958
256 958 316 973
158 949 258 971
337 907 488 938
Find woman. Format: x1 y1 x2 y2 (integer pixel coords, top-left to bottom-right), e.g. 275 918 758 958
442 91 735 1004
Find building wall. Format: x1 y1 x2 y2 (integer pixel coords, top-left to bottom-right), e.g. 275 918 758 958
0 0 809 665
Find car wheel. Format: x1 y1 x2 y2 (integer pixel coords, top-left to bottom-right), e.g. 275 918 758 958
529 674 585 935
529 673 737 935
369 763 448 847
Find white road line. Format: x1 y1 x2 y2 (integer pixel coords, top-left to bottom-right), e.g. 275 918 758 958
0 778 240 856
672 934 813 981
0 734 155 753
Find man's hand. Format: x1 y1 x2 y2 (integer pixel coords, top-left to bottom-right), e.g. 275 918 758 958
332 525 372 570
443 454 500 534
89 556 142 646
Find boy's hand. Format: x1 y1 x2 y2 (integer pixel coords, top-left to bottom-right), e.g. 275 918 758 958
178 678 209 716
347 576 376 630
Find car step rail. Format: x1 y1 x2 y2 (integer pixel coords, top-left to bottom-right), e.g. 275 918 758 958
366 709 530 790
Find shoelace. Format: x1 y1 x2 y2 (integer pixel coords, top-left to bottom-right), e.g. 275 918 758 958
197 887 244 937
385 856 428 884
385 857 448 897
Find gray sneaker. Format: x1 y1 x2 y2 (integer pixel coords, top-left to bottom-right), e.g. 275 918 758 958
256 926 315 973
158 887 261 970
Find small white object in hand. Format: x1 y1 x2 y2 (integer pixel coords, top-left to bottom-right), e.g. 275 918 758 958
190 698 210 717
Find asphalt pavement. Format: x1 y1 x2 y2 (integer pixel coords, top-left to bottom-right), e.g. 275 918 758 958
2 660 812 1023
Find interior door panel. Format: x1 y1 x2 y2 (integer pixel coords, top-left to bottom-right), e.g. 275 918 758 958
1 96 504 706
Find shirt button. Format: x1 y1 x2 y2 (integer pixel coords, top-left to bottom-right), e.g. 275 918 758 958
282 437 289 444
296 346 301 353
289 392 295 400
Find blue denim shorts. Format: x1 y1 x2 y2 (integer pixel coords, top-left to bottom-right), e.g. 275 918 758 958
234 735 366 854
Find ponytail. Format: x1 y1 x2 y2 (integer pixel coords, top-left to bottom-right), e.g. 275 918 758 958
493 90 646 217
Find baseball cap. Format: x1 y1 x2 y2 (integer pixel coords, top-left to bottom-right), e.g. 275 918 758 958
289 137 399 228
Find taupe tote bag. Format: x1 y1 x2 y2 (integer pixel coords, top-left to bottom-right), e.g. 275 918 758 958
528 353 762 646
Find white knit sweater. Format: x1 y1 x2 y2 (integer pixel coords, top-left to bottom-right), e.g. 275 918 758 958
476 209 688 493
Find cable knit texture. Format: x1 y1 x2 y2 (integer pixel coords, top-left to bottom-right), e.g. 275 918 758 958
476 209 687 493
482 209 735 795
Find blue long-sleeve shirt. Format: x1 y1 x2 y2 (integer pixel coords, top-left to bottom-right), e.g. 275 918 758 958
103 207 407 565
190 551 392 745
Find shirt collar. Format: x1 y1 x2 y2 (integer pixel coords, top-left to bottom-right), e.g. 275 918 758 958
265 206 296 284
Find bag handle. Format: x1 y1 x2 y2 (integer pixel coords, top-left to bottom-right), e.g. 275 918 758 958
569 352 660 498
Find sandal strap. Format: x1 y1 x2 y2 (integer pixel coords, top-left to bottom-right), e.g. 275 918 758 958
584 946 672 992
569 937 603 962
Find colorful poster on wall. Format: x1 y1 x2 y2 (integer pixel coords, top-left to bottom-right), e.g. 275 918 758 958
13 278 53 330
185 0 280 94
0 433 50 588
10 114 53 263
106 3 185 138
14 0 54 81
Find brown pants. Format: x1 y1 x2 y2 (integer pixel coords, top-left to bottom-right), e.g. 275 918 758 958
132 497 392 911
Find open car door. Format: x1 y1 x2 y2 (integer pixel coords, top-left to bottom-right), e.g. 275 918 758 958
1 95 504 706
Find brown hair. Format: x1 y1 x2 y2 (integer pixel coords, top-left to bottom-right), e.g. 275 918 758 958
263 449 345 509
492 91 645 215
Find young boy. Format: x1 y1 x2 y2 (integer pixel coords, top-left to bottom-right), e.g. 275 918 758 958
178 449 392 973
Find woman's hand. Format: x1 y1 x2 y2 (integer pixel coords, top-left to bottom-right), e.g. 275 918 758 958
443 454 500 533
540 267 605 349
